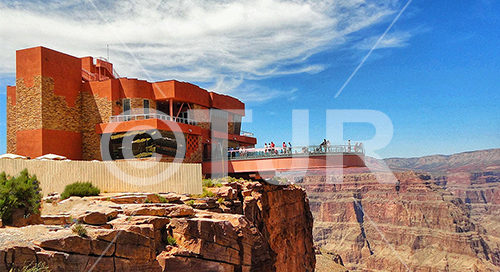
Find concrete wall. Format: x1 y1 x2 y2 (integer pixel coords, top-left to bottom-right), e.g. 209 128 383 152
0 159 202 195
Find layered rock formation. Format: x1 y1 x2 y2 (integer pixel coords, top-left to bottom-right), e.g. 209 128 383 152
0 181 315 272
384 148 500 270
298 171 499 271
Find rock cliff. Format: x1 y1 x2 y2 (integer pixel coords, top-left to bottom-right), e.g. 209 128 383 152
298 171 499 271
385 148 500 269
0 180 315 272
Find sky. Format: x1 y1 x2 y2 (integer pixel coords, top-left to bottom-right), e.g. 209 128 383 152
0 0 498 158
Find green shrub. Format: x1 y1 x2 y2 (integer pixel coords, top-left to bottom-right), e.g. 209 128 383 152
201 187 215 198
203 177 247 187
144 194 168 203
202 179 222 188
60 182 100 200
217 198 224 204
186 200 195 206
9 262 51 272
166 235 177 246
71 223 88 237
157 194 168 203
0 169 42 224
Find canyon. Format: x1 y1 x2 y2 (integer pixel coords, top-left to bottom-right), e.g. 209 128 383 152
1 149 498 271
300 148 500 271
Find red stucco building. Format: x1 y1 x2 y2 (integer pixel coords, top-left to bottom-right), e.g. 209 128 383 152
6 46 256 162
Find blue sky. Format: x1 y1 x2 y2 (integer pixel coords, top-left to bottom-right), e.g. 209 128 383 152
0 0 499 158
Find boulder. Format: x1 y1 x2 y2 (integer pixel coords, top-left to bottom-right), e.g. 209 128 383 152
36 235 92 255
10 208 42 227
159 192 183 203
78 211 108 225
207 186 237 200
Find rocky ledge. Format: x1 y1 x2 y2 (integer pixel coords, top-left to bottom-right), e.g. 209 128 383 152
0 180 315 272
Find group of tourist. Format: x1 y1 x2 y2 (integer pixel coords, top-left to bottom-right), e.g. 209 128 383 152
264 142 292 155
227 139 364 159
318 139 364 153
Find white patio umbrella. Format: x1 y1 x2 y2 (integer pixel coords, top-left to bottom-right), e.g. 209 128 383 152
34 154 67 160
0 153 27 159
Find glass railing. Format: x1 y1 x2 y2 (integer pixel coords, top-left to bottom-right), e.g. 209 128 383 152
226 144 365 160
109 113 197 125
240 131 254 137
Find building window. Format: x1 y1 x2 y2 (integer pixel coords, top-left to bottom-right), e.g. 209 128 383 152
144 99 150 118
123 98 130 113
210 109 228 131
233 114 242 134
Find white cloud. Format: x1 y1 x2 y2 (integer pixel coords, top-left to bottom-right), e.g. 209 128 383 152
355 31 412 50
227 83 298 103
0 0 407 101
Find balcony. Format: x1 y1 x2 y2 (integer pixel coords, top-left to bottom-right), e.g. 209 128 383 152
226 144 365 160
109 113 196 126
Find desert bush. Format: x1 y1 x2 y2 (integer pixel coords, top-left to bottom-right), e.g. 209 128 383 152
0 169 42 224
166 235 177 246
9 262 51 272
203 177 246 187
201 187 215 198
202 179 223 188
144 194 168 203
60 182 100 200
71 223 88 237
158 195 168 203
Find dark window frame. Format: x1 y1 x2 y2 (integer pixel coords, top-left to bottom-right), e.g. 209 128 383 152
144 99 150 117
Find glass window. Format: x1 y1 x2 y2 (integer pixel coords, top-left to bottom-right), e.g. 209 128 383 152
144 99 150 117
123 98 130 113
233 114 242 134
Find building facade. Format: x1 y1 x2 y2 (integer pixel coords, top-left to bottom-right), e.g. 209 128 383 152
6 46 256 162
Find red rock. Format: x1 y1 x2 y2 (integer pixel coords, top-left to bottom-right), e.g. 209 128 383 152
41 215 71 225
10 208 42 227
79 211 108 225
35 235 92 255
122 203 195 217
160 192 182 203
109 215 170 230
157 252 235 272
114 230 155 260
0 180 316 272
207 186 237 200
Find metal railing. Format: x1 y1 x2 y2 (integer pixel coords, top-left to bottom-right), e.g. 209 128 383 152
109 113 197 125
226 144 364 160
240 130 254 137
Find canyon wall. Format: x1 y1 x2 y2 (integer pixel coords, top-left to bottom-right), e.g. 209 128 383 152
298 171 499 271
386 148 500 269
